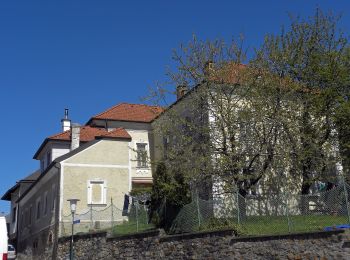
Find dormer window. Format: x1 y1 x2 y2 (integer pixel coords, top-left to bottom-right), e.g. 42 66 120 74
40 160 44 172
41 151 52 172
46 151 51 167
36 199 41 220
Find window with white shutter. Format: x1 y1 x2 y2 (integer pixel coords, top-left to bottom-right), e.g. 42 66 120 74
87 180 107 205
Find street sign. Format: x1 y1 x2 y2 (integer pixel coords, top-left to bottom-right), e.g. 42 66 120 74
73 219 80 224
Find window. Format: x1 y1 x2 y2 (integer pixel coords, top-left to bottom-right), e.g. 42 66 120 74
52 184 56 211
24 210 28 226
48 232 54 245
46 151 51 168
136 143 147 168
12 207 16 223
33 239 38 250
87 180 106 205
20 212 24 229
163 137 170 156
43 192 48 216
40 160 44 172
36 200 41 220
29 206 32 225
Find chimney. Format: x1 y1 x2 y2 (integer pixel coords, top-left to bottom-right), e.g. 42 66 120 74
176 85 188 100
70 123 80 151
204 60 214 76
61 108 71 132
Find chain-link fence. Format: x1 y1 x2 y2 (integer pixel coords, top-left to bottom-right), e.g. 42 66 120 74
60 199 155 237
162 182 350 236
59 183 350 237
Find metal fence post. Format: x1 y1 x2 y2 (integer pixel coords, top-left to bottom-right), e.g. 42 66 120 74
236 185 241 225
285 192 292 233
111 197 114 231
164 196 167 222
342 176 350 225
90 204 93 229
136 200 139 232
196 191 201 229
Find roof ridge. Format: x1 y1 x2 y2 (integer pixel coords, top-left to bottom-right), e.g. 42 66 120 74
119 102 163 108
86 102 164 124
92 103 163 119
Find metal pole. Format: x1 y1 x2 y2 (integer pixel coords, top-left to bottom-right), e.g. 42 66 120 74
196 191 201 229
90 204 93 229
70 212 75 260
136 200 139 232
111 198 114 231
236 184 241 225
164 197 167 221
285 193 292 233
342 176 350 225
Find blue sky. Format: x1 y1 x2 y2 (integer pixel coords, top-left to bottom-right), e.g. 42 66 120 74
0 1 349 213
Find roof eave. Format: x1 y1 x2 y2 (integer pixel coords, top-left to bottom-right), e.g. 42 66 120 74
95 136 132 141
1 183 20 201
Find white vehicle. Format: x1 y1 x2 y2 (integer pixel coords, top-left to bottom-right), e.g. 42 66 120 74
7 245 15 259
0 216 8 260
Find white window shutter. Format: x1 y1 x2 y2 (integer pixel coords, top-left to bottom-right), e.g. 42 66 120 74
87 182 92 204
103 182 107 204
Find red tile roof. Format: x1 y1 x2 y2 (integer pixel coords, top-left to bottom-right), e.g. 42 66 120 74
48 126 131 142
89 103 164 123
208 63 247 84
98 127 131 139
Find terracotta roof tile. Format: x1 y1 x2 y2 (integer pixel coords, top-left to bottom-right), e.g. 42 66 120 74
98 127 131 139
48 126 131 142
90 103 164 123
208 63 247 84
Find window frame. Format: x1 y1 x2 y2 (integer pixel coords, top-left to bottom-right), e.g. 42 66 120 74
36 198 41 221
87 179 107 206
51 184 56 212
136 143 148 168
12 207 16 223
29 205 32 225
43 191 48 216
40 160 45 172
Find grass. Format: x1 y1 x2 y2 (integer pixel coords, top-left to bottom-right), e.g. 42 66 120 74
240 215 349 236
111 220 155 235
110 214 348 236
195 215 349 236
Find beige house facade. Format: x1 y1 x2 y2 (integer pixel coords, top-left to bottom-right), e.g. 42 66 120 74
1 103 163 255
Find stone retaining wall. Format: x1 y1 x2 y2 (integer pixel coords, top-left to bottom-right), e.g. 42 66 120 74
22 229 350 259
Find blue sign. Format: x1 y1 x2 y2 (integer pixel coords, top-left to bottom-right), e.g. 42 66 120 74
73 219 80 224
324 224 350 231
